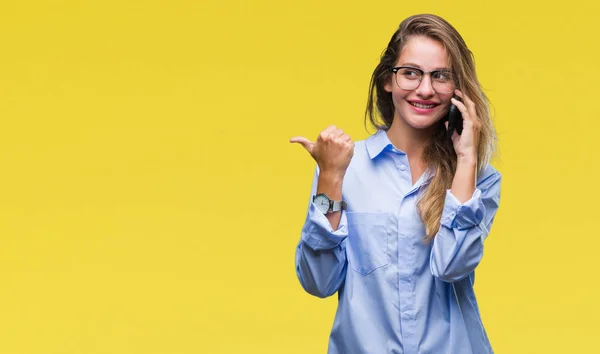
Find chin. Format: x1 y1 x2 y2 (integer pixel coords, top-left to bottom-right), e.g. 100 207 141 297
402 114 443 131
408 119 438 130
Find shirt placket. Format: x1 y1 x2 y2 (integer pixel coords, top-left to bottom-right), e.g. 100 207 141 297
391 150 425 354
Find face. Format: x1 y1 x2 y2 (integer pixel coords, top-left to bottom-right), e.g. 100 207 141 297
384 35 454 131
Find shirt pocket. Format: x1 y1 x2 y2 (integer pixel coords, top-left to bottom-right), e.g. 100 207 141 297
346 212 389 275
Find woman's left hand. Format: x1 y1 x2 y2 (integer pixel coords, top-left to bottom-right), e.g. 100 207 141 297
448 89 480 164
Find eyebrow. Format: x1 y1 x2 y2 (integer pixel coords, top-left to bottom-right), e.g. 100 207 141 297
398 62 451 71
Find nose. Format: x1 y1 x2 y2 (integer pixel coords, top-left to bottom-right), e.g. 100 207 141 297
415 74 435 97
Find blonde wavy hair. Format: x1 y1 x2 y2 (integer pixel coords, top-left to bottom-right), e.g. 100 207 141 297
365 14 497 242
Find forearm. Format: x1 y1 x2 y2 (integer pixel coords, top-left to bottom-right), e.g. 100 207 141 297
450 157 477 203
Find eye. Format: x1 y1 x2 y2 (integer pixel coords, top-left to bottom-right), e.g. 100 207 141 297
399 68 421 79
432 71 453 82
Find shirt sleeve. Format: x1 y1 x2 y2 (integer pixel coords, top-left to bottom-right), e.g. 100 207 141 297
301 201 349 250
440 188 486 230
295 166 349 298
430 167 502 283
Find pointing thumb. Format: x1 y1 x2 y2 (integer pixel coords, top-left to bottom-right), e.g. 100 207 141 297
289 136 314 155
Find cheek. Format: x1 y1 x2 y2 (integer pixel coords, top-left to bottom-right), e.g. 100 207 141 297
439 102 451 113
437 95 454 113
440 93 453 105
390 90 409 107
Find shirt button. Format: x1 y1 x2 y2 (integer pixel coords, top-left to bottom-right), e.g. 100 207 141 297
399 164 406 171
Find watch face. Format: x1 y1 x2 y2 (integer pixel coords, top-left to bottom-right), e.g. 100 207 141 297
313 194 330 214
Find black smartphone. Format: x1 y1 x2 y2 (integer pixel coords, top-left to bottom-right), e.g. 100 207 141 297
445 96 463 138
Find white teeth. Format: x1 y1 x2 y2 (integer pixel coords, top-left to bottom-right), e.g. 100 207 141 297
410 102 436 109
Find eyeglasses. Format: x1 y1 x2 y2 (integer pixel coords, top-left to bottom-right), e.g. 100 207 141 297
391 66 456 94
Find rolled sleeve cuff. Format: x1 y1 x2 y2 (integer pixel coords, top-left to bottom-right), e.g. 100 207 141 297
440 188 485 230
301 202 348 250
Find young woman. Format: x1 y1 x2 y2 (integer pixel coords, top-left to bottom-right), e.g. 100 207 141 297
290 14 501 354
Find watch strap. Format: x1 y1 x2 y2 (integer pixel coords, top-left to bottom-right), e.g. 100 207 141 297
330 200 347 213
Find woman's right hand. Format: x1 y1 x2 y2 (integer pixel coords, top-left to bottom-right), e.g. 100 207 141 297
290 125 354 179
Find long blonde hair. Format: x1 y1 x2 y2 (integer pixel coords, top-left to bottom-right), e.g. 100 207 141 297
365 14 497 241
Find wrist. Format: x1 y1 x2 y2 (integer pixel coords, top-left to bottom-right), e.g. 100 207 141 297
456 154 477 168
317 170 344 200
318 169 345 184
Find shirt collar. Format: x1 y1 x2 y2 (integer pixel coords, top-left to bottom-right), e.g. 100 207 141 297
366 129 434 185
366 129 396 159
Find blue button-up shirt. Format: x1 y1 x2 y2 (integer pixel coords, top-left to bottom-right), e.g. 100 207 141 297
295 129 501 354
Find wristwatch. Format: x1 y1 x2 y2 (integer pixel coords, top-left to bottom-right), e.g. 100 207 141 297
312 193 347 214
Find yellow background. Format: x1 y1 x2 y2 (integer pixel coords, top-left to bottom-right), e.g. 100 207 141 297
1 0 598 353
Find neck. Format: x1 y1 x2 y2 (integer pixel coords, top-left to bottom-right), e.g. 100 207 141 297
386 115 438 160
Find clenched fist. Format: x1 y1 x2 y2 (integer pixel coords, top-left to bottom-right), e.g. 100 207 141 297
290 125 354 180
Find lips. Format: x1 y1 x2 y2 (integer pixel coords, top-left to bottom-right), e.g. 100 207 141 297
408 101 439 109
406 100 440 116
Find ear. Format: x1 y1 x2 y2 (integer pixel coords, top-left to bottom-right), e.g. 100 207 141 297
383 81 392 93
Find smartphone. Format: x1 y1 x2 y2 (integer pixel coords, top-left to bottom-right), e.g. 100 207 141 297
445 96 463 138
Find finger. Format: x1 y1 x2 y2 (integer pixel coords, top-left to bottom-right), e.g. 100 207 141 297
319 125 338 141
334 134 350 145
343 140 355 154
455 89 474 107
451 96 476 125
332 128 345 138
289 136 315 154
451 130 460 144
450 97 468 116
323 125 338 136
446 121 460 143
454 90 476 117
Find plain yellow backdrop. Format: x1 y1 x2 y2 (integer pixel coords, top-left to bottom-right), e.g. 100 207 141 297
1 0 599 353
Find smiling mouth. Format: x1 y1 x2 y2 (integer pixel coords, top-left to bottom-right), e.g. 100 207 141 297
409 102 438 109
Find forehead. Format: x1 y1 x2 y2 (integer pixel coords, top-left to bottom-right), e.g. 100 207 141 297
396 35 449 70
